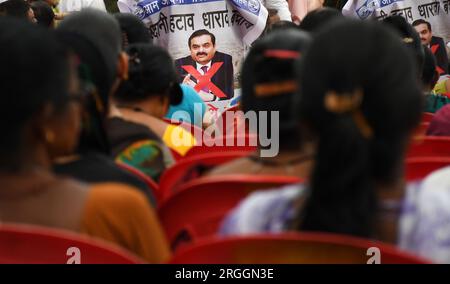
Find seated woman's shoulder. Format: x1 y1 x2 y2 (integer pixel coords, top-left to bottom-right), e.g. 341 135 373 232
220 183 305 235
87 182 150 209
46 177 90 200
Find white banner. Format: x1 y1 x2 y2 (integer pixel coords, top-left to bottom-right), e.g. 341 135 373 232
117 0 268 119
343 0 450 42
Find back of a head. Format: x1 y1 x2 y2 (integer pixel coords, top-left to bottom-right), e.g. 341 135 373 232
57 9 123 155
0 0 30 18
382 15 424 77
31 0 54 28
115 44 182 106
298 7 342 34
241 29 312 151
266 20 298 34
0 17 69 169
58 9 122 94
114 13 151 49
297 19 422 237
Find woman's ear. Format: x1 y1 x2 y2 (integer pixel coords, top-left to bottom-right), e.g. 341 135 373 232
30 103 55 144
117 51 129 81
160 95 170 116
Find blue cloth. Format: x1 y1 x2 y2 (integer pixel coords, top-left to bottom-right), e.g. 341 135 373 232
219 176 450 263
166 84 206 127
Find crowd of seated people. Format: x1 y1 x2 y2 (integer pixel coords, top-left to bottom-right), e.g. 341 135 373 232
3 2 450 265
0 14 169 263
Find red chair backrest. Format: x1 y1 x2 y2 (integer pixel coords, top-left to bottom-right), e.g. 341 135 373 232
169 148 184 161
183 135 258 158
158 175 301 250
158 151 250 203
0 224 143 264
116 162 160 203
407 136 450 158
422 112 434 123
169 232 432 264
405 157 450 181
165 114 257 161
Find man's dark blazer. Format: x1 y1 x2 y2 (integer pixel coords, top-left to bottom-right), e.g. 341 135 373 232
175 51 234 100
430 36 449 75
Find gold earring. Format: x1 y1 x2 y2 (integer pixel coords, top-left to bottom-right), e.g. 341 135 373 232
45 129 55 144
324 90 363 114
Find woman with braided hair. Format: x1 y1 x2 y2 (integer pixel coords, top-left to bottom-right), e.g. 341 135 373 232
220 20 450 263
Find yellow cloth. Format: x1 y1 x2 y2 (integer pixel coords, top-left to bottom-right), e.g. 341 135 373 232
80 183 171 263
162 124 197 156
434 79 449 94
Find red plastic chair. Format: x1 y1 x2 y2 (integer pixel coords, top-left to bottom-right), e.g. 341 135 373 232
164 115 257 160
158 151 251 203
182 134 258 158
405 157 450 181
422 112 434 123
169 148 184 161
0 223 144 264
158 175 301 250
169 232 432 264
116 161 160 203
407 136 450 158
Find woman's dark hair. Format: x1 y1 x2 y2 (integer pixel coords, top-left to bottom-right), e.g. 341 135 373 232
241 29 312 152
57 9 122 100
55 30 111 155
56 10 123 155
31 0 54 27
266 20 298 34
296 19 422 237
298 7 342 34
115 44 183 106
0 17 69 170
382 15 424 77
0 0 30 18
114 13 151 49
422 45 439 90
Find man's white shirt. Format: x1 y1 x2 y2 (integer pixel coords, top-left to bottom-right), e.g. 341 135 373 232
196 61 212 75
58 0 106 13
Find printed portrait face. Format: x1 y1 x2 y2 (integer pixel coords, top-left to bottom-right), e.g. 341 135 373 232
189 34 216 65
414 23 432 45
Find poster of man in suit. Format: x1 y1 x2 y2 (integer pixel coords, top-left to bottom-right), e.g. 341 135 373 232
343 0 450 75
175 29 234 102
117 0 268 116
413 19 449 75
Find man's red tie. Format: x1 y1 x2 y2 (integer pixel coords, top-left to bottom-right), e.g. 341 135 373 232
201 66 210 93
